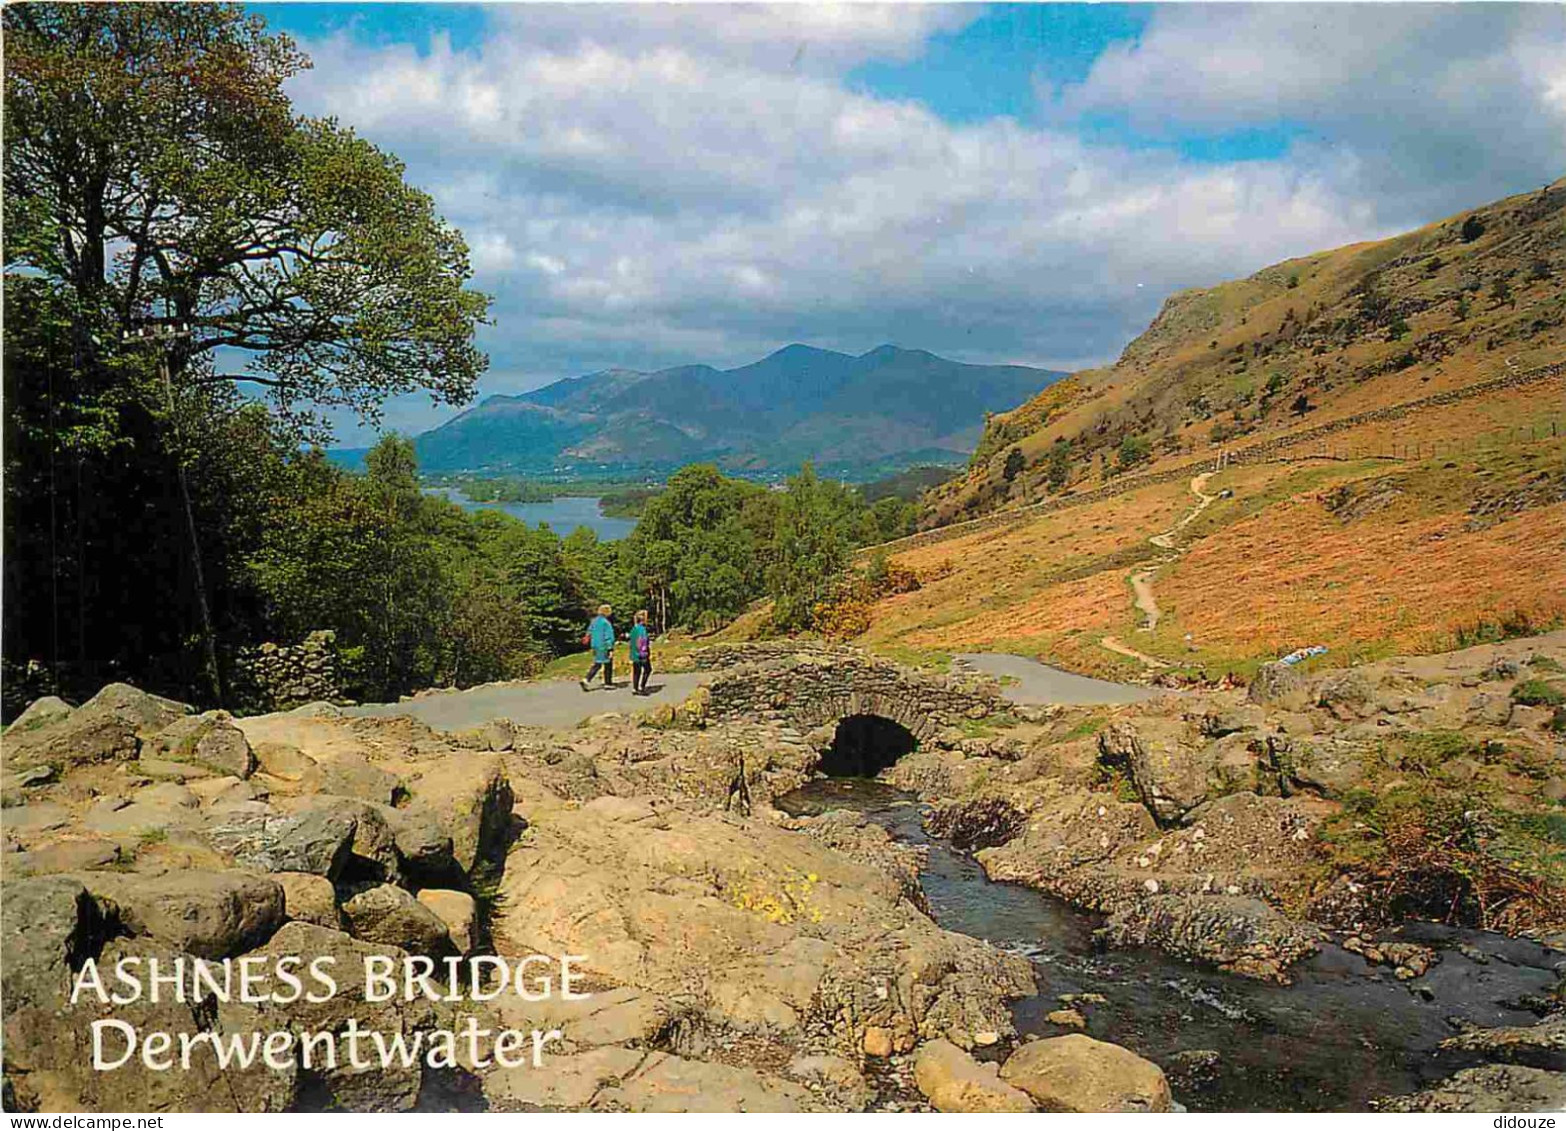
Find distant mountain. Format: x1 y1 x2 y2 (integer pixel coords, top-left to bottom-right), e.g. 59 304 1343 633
404 344 1065 476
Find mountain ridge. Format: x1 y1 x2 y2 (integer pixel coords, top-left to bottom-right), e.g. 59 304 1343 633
402 343 1065 476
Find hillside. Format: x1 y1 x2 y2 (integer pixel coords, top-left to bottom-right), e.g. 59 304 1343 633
410 344 1064 477
824 179 1565 680
930 178 1566 525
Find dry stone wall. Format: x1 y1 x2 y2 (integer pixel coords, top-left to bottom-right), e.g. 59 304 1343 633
231 630 346 713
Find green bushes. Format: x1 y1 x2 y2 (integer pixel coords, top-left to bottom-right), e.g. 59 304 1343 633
1511 679 1565 707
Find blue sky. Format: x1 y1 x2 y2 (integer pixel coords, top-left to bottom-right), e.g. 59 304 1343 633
244 3 1566 443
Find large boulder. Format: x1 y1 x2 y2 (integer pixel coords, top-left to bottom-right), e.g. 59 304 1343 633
275 871 341 928
205 808 357 879
341 883 454 956
81 870 284 958
235 922 439 1111
999 1034 1172 1113
1098 718 1211 822
143 712 256 779
913 1039 1036 1112
1247 662 1309 711
299 752 403 805
7 696 74 734
1270 735 1369 798
1 876 292 1113
3 683 186 771
1096 894 1322 983
403 753 513 875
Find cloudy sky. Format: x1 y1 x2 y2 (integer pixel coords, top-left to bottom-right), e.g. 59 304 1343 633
253 2 1566 444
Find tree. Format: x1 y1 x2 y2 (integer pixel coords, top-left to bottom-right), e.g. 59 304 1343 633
1002 446 1025 482
1116 435 1152 473
3 4 490 705
5 3 489 434
767 465 850 633
1291 394 1314 417
1045 439 1072 492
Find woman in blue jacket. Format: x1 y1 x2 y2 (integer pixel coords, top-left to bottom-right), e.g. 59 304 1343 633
580 604 617 690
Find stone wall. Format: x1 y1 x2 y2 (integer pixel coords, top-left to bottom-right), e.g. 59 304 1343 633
698 644 1005 742
870 360 1566 558
231 630 346 713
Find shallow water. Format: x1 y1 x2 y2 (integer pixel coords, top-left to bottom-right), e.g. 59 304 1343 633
776 778 1561 1112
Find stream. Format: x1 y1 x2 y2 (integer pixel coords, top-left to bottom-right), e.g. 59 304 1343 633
775 778 1561 1112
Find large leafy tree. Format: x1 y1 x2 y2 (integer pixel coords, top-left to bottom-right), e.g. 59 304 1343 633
3 4 489 707
4 2 489 427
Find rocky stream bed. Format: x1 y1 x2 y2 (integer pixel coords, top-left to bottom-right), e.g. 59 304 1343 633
2 634 1563 1112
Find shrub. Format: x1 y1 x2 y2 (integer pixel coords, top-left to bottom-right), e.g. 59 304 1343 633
1511 679 1565 708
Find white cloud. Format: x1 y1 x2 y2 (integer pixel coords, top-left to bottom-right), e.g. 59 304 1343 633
289 4 1566 443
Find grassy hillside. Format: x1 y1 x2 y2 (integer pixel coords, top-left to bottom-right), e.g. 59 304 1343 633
932 178 1565 526
832 180 1566 680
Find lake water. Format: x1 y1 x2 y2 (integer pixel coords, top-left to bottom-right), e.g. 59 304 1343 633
428 489 637 542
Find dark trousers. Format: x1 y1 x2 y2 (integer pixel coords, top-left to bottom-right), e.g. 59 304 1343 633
585 658 614 686
632 659 651 692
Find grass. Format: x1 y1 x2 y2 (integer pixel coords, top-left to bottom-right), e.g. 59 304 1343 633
1512 679 1565 708
1317 730 1566 933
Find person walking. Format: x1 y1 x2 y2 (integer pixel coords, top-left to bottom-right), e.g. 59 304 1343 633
580 604 617 690
629 609 653 695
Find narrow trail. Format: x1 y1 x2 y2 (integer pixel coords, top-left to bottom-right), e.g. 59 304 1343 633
1099 472 1219 669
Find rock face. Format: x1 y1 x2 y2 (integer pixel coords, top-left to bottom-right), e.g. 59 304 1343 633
495 786 1034 1051
999 1034 1172 1113
913 1039 1036 1112
1098 718 1208 822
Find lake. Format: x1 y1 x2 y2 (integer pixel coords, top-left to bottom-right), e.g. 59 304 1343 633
428 489 637 541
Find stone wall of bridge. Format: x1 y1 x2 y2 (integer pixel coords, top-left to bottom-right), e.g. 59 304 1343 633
695 643 1005 742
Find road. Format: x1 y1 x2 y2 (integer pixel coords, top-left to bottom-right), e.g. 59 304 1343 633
347 652 1158 734
346 671 708 732
955 653 1161 705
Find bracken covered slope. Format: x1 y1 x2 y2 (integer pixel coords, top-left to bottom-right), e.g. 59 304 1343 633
931 178 1565 526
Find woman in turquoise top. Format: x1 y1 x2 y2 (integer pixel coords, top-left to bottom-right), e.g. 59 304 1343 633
629 609 652 695
580 604 617 690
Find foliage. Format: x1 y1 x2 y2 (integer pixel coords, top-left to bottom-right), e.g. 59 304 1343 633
1511 679 1564 708
4 3 490 440
768 465 852 633
1002 446 1025 482
1045 439 1072 492
812 552 922 641
1319 731 1566 933
1115 435 1151 473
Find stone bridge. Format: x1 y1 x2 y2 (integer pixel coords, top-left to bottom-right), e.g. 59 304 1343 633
694 642 1005 751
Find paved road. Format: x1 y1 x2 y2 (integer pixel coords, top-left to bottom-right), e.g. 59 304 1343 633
346 671 708 733
347 652 1157 734
956 653 1161 705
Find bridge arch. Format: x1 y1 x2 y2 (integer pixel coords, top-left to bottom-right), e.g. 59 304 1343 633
697 643 1003 753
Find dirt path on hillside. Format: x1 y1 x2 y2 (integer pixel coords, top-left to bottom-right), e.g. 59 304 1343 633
1099 473 1219 668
